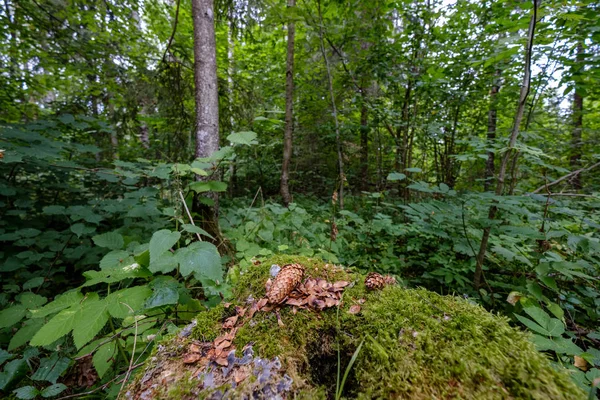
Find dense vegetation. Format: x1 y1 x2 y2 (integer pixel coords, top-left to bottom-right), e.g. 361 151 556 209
0 0 599 398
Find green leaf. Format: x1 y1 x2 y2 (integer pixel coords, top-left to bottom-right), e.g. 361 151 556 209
92 232 124 250
227 131 258 145
93 341 116 379
144 277 180 309
0 359 27 391
405 167 422 173
0 305 26 328
41 383 67 398
70 223 95 237
106 286 152 319
9 319 45 350
23 277 45 290
58 114 75 124
0 349 13 365
13 385 39 400
99 250 134 270
30 309 77 347
386 172 406 181
149 230 181 264
18 293 47 309
188 181 228 193
30 291 83 319
181 224 215 240
72 294 109 349
148 251 178 274
31 353 70 383
514 315 551 336
175 242 223 282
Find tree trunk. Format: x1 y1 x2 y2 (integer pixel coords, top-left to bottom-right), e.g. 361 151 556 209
317 0 344 209
359 89 369 191
474 0 539 290
484 68 501 192
570 42 584 190
280 0 295 207
191 0 222 242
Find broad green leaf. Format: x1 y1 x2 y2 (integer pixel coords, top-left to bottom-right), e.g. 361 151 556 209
387 172 406 181
13 385 39 400
523 307 551 328
92 232 124 250
82 265 150 287
99 250 133 270
18 293 47 309
41 383 67 398
9 319 45 350
70 223 95 237
144 277 180 309
181 224 215 240
227 131 258 145
188 181 228 193
31 353 70 383
22 277 45 290
149 230 180 263
148 251 178 274
0 359 27 391
176 242 222 282
106 286 152 319
30 291 83 319
514 315 550 336
0 305 26 328
72 294 109 349
92 341 117 379
30 309 77 347
0 349 12 365
405 167 422 173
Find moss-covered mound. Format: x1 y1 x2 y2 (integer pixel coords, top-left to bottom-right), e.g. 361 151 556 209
127 256 583 399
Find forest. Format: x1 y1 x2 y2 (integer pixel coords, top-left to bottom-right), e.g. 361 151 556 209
0 0 599 398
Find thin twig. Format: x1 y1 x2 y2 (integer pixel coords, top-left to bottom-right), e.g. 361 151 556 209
119 303 138 397
162 0 181 63
531 161 600 194
178 190 202 241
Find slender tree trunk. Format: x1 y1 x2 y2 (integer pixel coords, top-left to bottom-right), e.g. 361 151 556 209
191 0 222 242
474 0 539 290
280 0 296 207
570 42 584 190
360 89 369 191
317 0 344 209
484 68 501 191
228 14 237 197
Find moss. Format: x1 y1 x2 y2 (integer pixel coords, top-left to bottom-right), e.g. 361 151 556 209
129 256 584 399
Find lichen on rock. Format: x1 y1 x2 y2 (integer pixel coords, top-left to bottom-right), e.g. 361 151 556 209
126 255 584 399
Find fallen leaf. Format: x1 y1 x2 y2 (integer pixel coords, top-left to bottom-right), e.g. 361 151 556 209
574 356 590 371
223 315 238 329
235 306 247 317
349 305 361 314
506 291 522 306
183 353 201 364
215 357 229 366
286 298 306 307
223 302 232 308
233 368 250 384
256 298 268 310
334 281 350 288
276 310 285 327
189 343 202 353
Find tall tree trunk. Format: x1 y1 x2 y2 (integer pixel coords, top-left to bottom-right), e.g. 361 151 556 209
280 0 295 207
359 89 369 191
570 42 584 190
228 14 237 197
484 68 501 191
317 0 344 209
191 0 222 242
474 0 539 290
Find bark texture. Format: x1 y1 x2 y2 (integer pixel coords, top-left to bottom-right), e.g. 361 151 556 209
280 0 296 207
191 0 222 243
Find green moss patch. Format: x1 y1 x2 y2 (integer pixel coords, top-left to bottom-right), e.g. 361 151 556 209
127 256 583 399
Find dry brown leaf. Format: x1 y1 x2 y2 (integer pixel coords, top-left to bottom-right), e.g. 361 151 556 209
574 356 590 371
349 305 361 314
189 343 202 353
233 368 251 384
324 298 338 308
216 340 231 350
235 306 247 317
215 357 229 366
334 281 350 288
223 315 238 329
183 353 201 364
286 298 306 307
223 302 232 308
256 298 268 310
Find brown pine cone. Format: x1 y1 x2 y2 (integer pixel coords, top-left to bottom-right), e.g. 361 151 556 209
267 263 305 304
365 272 386 290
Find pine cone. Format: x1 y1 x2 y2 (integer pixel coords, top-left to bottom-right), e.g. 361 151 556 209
365 272 386 290
365 272 397 290
267 263 305 304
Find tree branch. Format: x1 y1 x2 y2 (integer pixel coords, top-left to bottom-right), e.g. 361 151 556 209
531 161 600 194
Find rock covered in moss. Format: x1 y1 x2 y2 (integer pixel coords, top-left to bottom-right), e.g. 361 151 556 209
127 255 584 399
